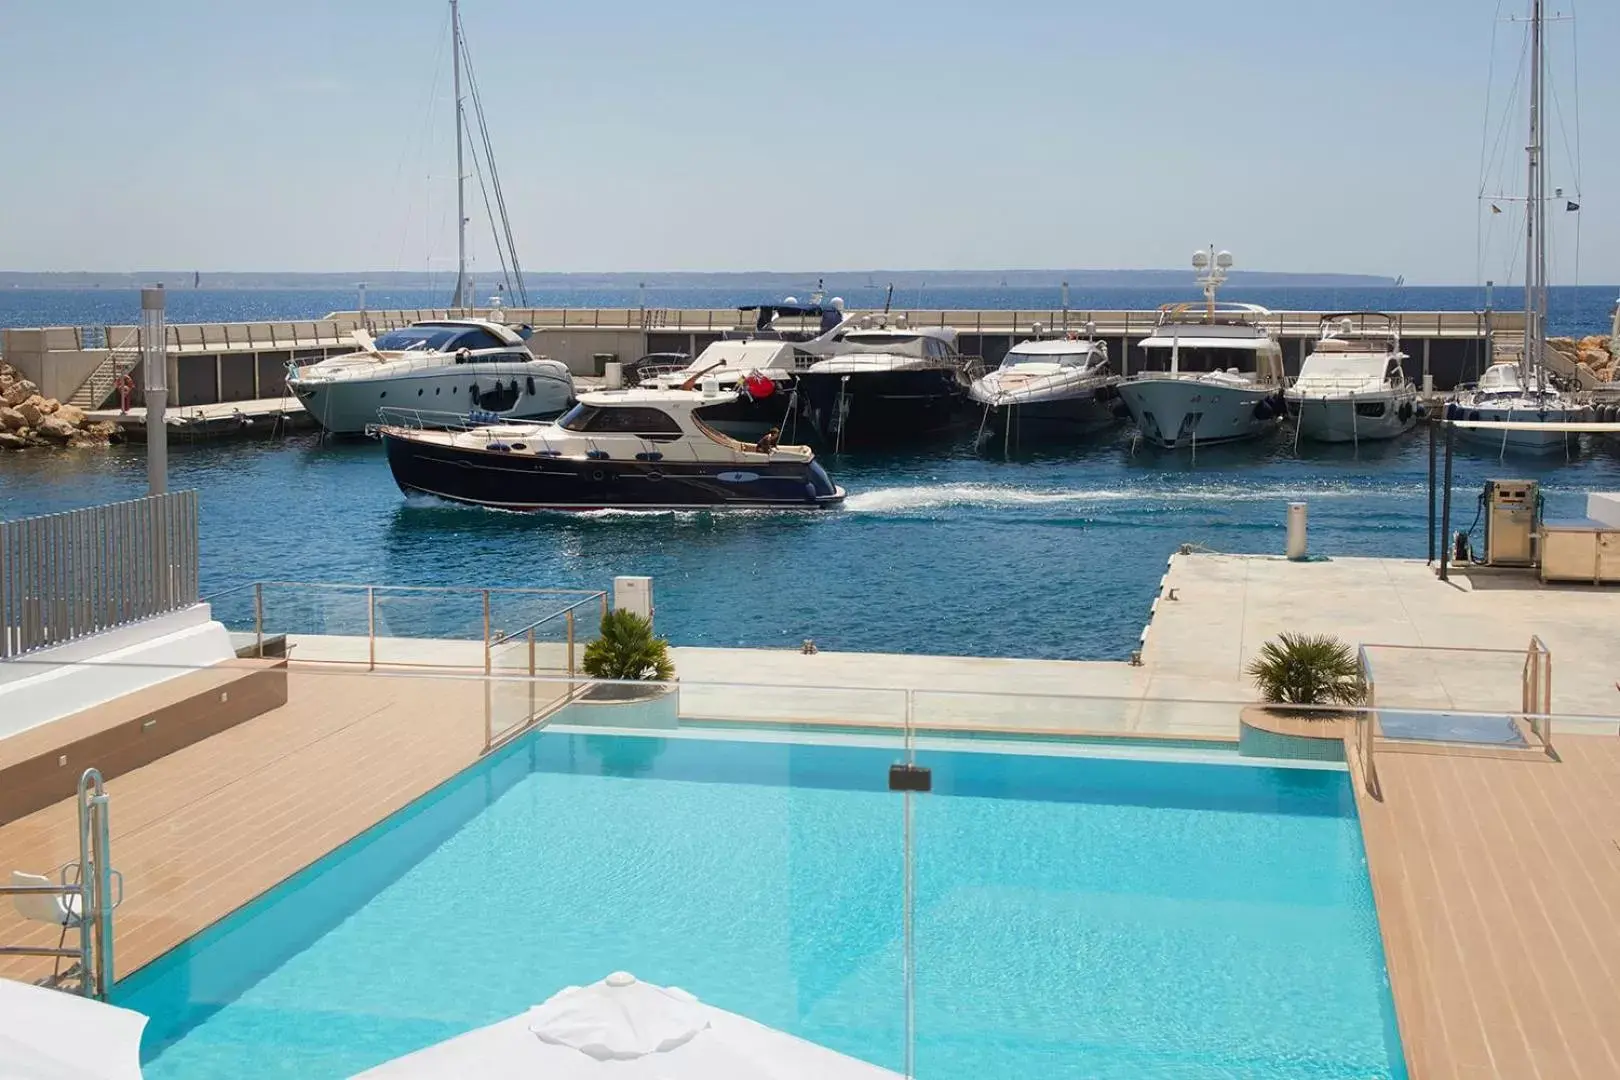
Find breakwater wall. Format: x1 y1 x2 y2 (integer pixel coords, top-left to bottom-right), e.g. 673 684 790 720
1 307 1522 411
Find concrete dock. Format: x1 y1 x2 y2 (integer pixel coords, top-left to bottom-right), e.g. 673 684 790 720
87 396 312 441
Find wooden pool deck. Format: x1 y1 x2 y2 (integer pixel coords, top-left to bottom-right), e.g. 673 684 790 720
0 665 564 986
1353 734 1620 1079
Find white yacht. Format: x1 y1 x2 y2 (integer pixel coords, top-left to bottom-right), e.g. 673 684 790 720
1116 249 1286 451
968 335 1122 440
1446 360 1588 452
287 320 574 436
1286 313 1419 443
796 317 973 445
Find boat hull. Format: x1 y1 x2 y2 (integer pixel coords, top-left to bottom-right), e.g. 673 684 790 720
1117 377 1284 449
382 431 845 510
293 364 574 436
1444 401 1589 453
797 368 965 444
972 388 1124 437
1286 391 1418 443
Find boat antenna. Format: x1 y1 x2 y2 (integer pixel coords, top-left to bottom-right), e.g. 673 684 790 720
451 0 467 312
1522 0 1546 394
883 282 894 313
1192 246 1232 322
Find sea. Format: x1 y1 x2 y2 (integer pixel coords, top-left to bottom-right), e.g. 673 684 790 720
2 284 1617 661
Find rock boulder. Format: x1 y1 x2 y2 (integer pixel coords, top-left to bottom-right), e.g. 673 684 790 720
16 400 43 427
36 416 76 441
1 380 34 407
53 403 86 427
0 405 23 431
0 431 27 451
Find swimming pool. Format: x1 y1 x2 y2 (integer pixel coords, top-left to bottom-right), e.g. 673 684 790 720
119 730 1406 1079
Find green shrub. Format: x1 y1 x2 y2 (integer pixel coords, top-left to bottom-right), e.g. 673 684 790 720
582 609 674 682
1246 632 1366 707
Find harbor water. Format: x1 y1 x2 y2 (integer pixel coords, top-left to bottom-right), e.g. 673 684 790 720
4 428 1619 660
3 285 1617 660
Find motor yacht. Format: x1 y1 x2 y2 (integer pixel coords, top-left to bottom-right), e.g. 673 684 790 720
288 320 574 436
1286 313 1419 444
1116 251 1286 450
795 317 973 446
968 335 1122 442
377 385 845 511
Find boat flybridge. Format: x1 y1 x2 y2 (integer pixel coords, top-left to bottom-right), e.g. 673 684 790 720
288 319 574 436
1286 312 1419 444
967 329 1122 443
377 385 845 511
1116 248 1286 451
795 314 974 446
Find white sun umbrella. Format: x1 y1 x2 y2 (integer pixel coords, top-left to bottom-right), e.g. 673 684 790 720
0 977 148 1080
355 971 903 1080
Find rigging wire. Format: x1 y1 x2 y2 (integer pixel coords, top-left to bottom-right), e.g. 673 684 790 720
458 26 528 306
390 7 451 279
463 117 516 300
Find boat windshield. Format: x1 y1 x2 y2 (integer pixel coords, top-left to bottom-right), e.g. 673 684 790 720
1000 350 1097 370
372 327 465 353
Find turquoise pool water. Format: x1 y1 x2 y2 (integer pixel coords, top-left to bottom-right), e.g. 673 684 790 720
120 732 1405 1079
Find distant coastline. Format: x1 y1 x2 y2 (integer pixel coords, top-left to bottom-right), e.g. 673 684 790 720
0 268 1400 291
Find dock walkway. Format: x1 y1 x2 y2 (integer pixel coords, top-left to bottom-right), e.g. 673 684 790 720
1354 737 1620 1079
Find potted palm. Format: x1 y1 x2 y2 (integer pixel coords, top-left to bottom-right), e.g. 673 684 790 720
573 609 679 727
1240 632 1368 755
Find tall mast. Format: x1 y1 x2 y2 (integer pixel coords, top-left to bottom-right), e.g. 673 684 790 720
451 0 467 311
1522 0 1544 389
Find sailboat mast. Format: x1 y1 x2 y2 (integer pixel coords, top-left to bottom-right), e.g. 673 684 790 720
451 0 467 312
1523 0 1544 389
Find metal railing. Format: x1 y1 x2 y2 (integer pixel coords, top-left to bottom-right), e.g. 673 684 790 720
1355 645 1379 797
0 769 119 998
1523 635 1553 754
0 491 200 659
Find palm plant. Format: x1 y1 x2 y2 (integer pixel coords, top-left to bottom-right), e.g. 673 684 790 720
582 609 674 682
1246 632 1366 707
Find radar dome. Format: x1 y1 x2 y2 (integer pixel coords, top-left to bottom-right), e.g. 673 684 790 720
1191 250 1210 270
1215 250 1234 269
829 297 845 311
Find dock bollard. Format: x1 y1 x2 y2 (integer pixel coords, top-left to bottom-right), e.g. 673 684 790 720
1286 502 1308 561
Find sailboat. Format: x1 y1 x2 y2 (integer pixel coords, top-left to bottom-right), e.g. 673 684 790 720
288 1 572 436
1445 0 1590 453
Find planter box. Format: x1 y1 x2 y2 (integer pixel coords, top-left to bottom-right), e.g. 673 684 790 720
1238 705 1353 762
564 683 680 729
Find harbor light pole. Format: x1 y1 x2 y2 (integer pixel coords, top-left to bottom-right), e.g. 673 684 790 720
141 286 168 495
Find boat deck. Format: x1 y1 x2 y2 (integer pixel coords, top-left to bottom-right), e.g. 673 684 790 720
1353 735 1620 1079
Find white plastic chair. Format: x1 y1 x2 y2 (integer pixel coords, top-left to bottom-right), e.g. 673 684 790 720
10 869 82 928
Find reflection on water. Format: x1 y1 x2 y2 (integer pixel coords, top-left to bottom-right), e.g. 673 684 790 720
4 424 1620 660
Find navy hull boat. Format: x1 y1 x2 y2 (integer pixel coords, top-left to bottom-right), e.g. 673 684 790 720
377 387 845 511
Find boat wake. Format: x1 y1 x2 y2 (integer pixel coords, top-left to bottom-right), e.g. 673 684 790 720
843 481 1423 515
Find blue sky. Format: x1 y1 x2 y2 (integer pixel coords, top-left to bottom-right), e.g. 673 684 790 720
1 0 1614 284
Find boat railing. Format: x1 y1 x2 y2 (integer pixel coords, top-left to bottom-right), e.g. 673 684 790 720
370 407 536 434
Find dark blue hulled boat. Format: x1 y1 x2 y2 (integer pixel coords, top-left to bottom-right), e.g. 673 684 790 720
377 387 845 511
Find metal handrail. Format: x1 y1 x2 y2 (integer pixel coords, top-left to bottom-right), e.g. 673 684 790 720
1356 645 1379 796
0 769 115 997
1522 635 1553 753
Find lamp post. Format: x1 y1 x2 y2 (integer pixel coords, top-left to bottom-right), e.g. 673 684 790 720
142 286 168 495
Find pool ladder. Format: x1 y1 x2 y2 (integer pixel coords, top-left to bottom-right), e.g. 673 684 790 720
0 769 122 998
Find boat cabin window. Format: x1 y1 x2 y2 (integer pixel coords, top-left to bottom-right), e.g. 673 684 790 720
1001 350 1096 370
450 328 511 353
373 326 465 352
558 403 683 435
1138 345 1258 374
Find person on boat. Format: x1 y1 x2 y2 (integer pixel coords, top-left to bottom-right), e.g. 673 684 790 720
755 427 781 453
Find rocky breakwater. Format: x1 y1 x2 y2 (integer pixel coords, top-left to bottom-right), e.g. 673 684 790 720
1548 335 1619 383
0 362 120 450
